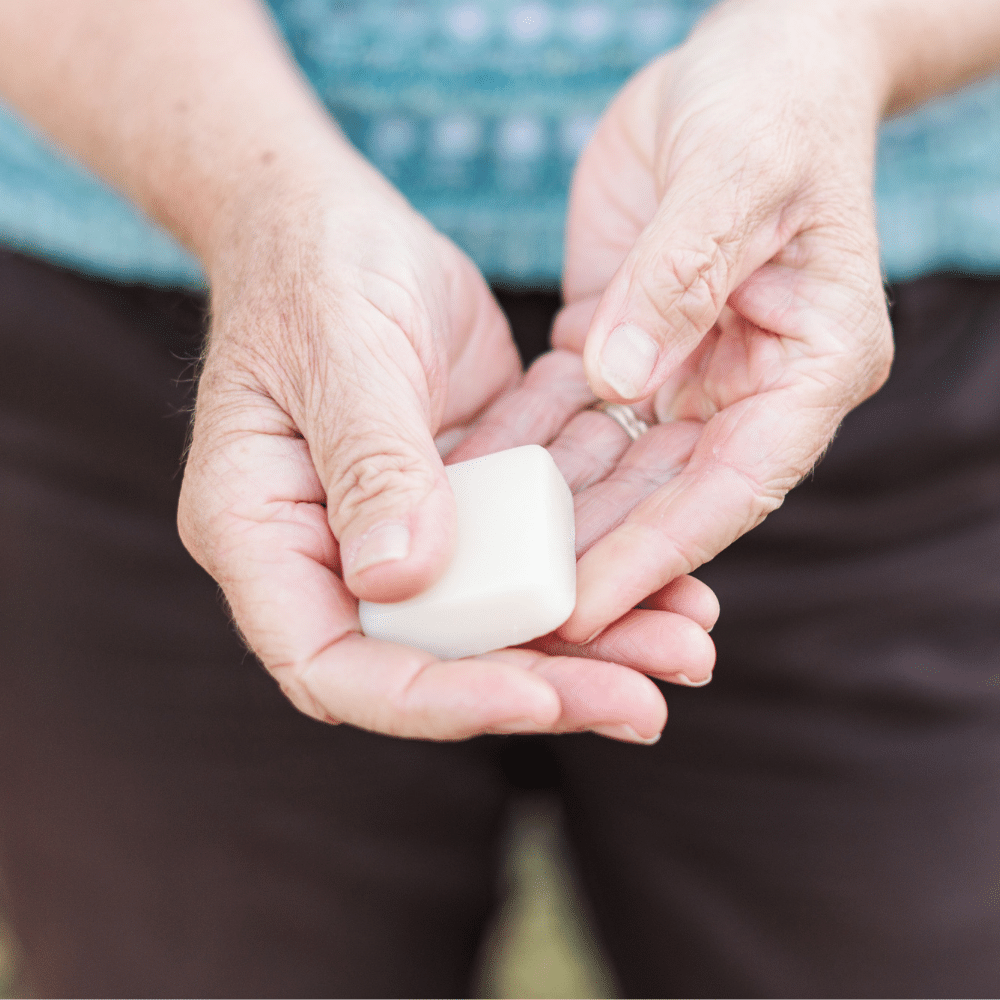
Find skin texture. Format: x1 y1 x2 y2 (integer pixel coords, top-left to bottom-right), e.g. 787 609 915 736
0 0 998 739
459 0 1000 644
182 173 717 741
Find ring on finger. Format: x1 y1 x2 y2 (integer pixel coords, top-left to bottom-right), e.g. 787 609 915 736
589 400 650 441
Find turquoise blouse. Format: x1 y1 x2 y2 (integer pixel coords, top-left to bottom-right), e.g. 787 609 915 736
0 0 998 289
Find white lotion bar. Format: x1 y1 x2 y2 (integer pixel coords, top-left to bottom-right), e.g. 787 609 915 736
359 444 576 659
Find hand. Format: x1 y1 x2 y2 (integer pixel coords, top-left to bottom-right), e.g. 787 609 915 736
523 1 894 643
451 348 718 662
178 150 715 742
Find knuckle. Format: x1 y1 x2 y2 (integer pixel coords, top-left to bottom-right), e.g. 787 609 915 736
328 445 435 530
869 326 895 392
175 476 219 572
847 312 895 406
175 482 197 546
638 238 733 335
175 501 201 561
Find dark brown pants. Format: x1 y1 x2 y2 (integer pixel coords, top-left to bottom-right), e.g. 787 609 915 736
1 250 999 998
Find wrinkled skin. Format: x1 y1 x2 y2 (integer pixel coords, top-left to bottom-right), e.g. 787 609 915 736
457 2 894 644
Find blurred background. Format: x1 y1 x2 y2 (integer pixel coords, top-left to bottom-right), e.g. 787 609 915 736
473 794 618 1000
0 794 617 1000
0 920 14 999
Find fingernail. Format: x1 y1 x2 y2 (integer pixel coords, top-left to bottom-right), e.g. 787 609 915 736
599 323 659 399
347 521 410 575
673 673 712 688
591 723 661 745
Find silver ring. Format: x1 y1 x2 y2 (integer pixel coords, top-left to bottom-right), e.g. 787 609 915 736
589 401 649 441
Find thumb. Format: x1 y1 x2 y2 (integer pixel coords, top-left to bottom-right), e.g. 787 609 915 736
581 176 790 402
310 346 456 606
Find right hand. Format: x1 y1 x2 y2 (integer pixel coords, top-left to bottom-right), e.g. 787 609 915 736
178 149 716 743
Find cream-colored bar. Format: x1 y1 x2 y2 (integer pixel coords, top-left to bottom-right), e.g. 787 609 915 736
359 445 576 659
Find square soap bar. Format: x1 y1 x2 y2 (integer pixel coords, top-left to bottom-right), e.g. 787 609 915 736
358 445 576 659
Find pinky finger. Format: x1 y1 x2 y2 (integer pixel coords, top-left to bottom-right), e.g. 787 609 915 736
641 574 720 633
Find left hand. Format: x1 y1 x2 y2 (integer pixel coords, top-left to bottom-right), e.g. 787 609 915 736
458 0 896 644
447 347 719 679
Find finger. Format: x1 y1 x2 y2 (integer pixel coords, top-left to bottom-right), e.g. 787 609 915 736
312 643 671 742
478 649 667 742
579 162 792 404
551 295 600 353
642 575 720 634
299 308 458 604
560 376 841 644
530 607 715 686
297 636 565 740
447 349 596 463
572 419 701 554
547 407 633 492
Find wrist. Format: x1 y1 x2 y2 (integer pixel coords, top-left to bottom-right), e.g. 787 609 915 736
690 0 893 118
199 128 410 296
703 0 1000 119
861 0 1000 115
184 124 350 282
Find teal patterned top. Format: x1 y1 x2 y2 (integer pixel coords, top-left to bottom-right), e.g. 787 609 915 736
0 0 998 289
